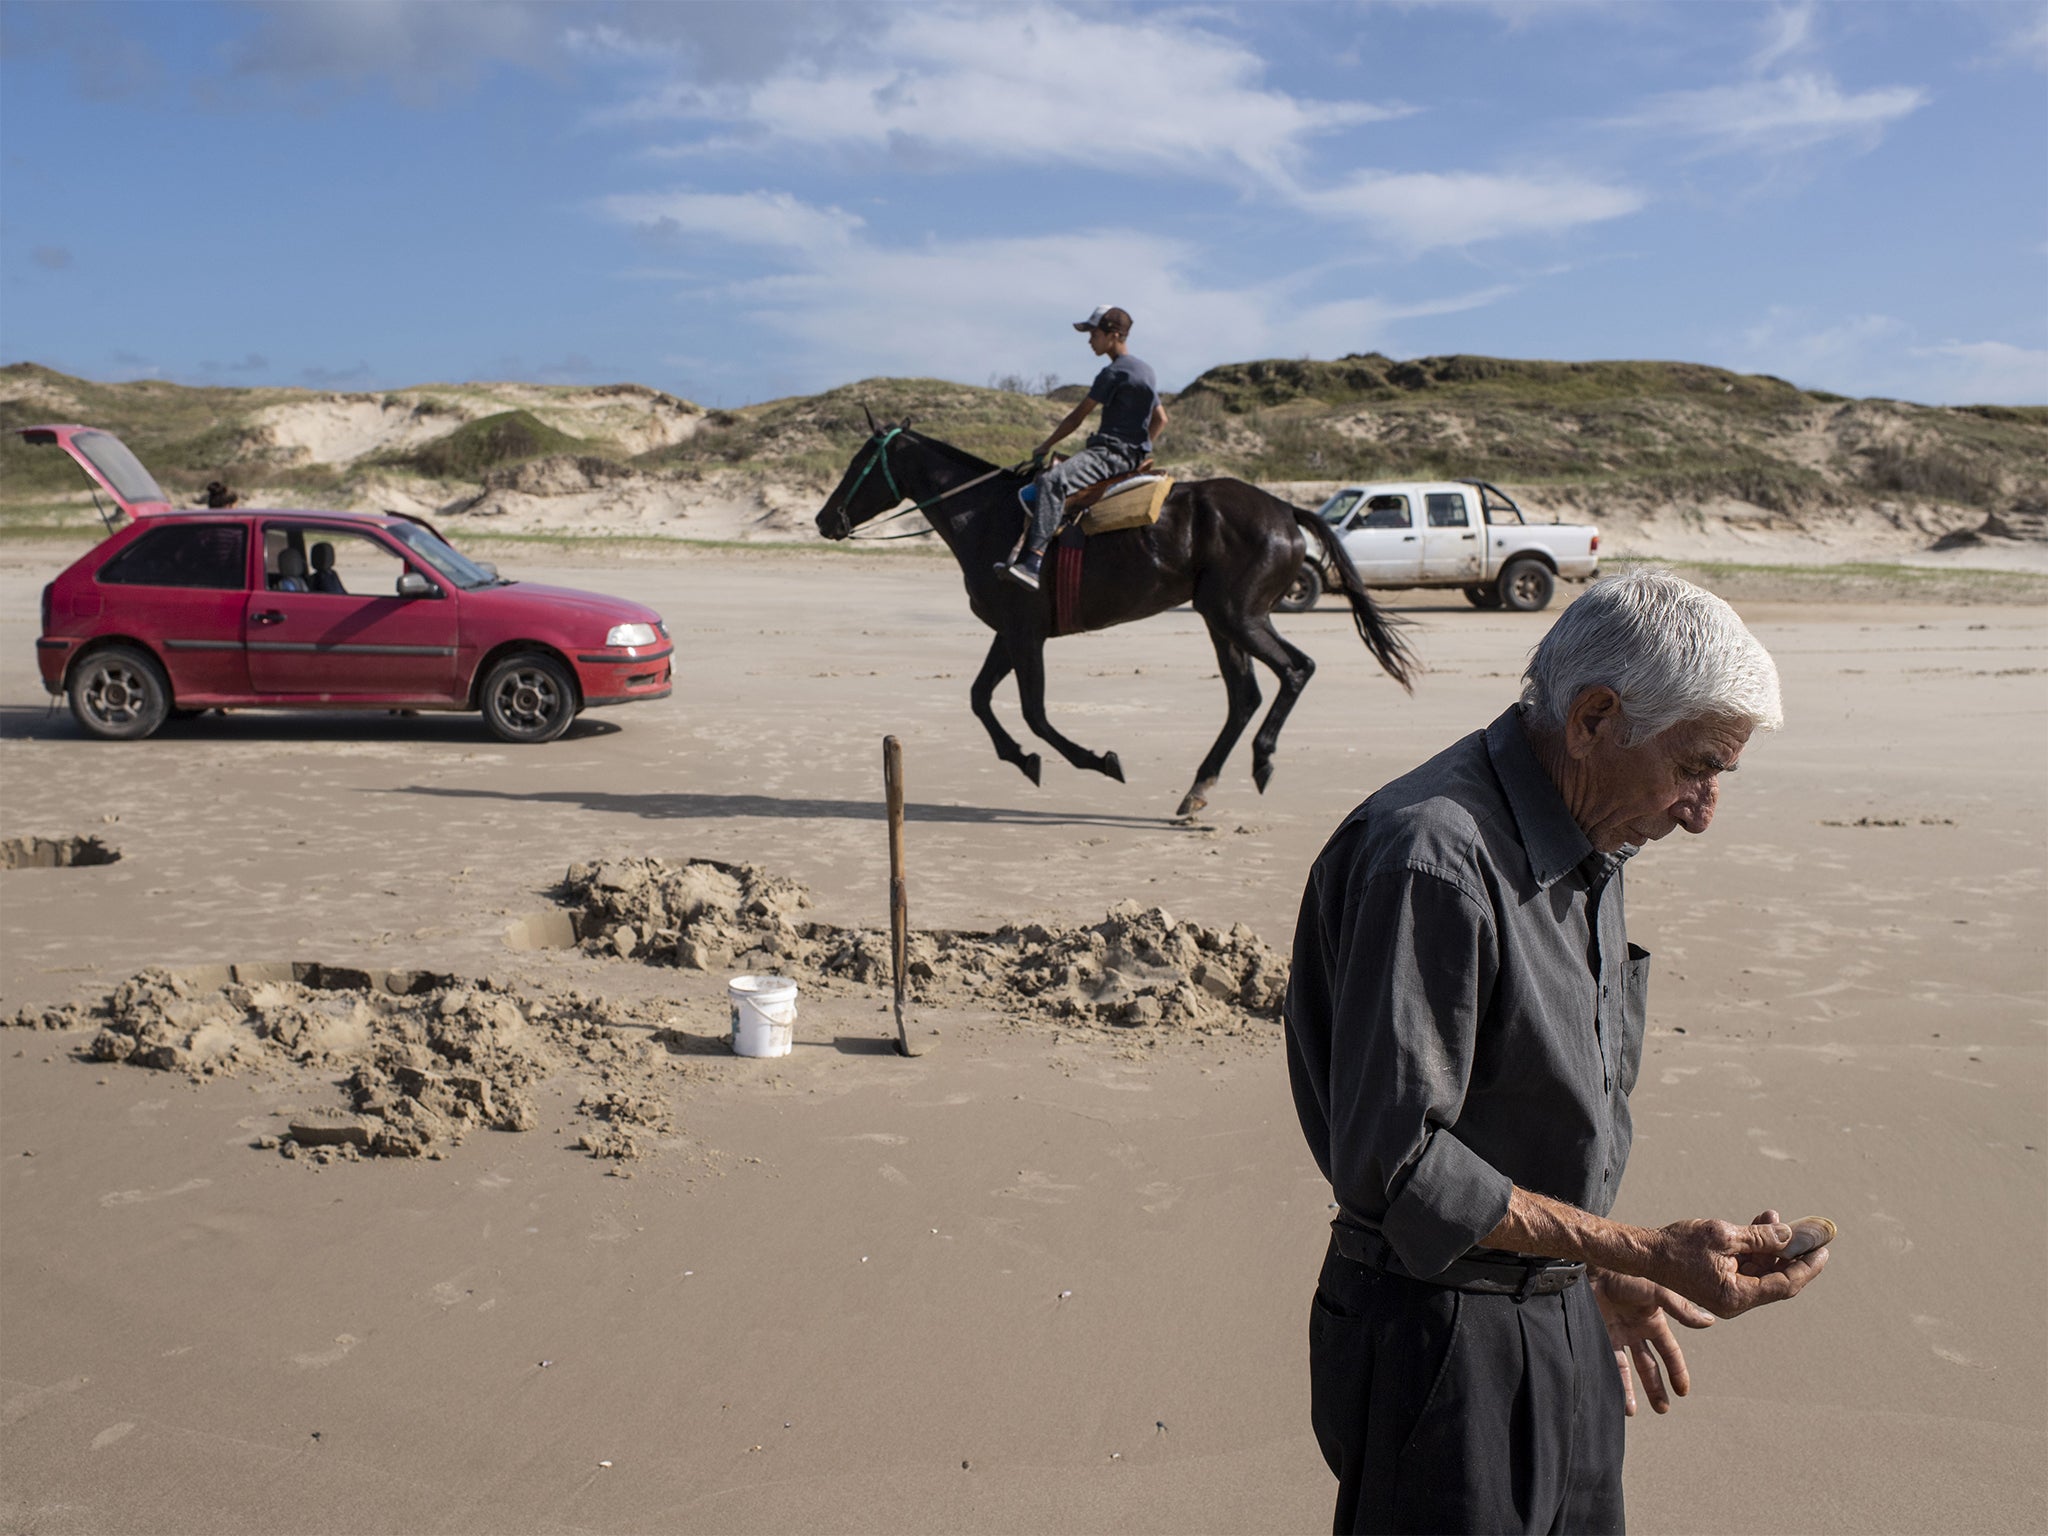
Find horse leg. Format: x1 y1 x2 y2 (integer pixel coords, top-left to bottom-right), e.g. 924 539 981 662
1011 636 1125 783
1176 624 1261 819
970 637 1041 786
1231 615 1317 793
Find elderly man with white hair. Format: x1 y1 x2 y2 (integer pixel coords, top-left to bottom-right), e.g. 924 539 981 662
1285 570 1829 1535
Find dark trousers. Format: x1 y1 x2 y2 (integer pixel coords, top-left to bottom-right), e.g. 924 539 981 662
1308 1238 1626 1535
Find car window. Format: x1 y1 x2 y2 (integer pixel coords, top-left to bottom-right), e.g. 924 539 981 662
1359 495 1410 530
73 430 169 507
1317 490 1364 525
1425 492 1470 528
383 519 499 590
97 523 247 589
264 526 414 596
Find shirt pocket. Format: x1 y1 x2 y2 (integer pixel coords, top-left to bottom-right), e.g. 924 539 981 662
1617 943 1651 1096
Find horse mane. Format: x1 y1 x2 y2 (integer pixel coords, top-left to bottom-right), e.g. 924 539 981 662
893 424 1014 479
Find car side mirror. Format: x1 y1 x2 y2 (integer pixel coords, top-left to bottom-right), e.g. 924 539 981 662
396 572 435 598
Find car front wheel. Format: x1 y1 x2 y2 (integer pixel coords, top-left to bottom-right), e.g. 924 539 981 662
482 652 578 743
1498 560 1555 613
69 645 171 741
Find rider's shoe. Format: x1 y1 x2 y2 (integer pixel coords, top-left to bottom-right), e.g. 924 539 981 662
1001 550 1043 590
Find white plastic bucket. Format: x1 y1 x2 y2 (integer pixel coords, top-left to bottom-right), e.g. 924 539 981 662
728 974 798 1057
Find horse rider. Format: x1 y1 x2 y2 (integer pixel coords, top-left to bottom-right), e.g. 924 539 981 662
999 305 1168 591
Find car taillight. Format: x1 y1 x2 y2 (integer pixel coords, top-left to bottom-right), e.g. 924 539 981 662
39 583 52 633
1590 533 1599 553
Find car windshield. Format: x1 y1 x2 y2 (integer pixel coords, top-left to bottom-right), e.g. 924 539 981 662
1317 490 1364 524
384 519 503 590
74 430 168 506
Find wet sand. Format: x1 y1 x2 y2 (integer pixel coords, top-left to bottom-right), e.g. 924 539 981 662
1 550 2042 1532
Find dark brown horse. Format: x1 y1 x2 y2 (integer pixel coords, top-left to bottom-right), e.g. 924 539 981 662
816 421 1415 817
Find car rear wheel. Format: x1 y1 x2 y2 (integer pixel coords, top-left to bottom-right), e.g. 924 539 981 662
1275 561 1323 614
1498 560 1555 613
482 652 577 743
69 645 171 741
1463 583 1502 609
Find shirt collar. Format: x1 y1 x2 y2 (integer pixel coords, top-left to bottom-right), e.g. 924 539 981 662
1485 706 1596 890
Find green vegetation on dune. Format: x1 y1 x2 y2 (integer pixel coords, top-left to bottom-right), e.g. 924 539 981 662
374 409 590 479
2 359 2041 543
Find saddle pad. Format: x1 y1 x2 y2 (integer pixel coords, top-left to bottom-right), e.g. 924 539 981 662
1080 475 1173 535
1052 526 1086 637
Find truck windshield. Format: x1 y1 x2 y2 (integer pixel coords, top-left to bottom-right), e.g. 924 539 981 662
385 520 502 590
1317 490 1364 524
74 430 168 506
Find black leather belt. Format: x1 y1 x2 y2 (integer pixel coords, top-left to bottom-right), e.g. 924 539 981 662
1331 1221 1584 1298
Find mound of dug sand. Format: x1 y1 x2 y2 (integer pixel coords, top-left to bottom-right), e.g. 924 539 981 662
7 963 682 1164
559 858 1288 1032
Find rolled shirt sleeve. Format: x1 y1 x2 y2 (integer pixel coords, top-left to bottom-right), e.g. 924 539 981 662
1326 864 1512 1278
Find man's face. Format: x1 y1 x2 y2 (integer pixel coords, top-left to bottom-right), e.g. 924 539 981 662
1086 326 1121 357
1566 692 1752 853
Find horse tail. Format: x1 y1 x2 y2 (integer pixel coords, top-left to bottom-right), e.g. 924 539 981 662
1292 508 1417 692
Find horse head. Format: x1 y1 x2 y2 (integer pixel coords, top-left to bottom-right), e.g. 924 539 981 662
816 421 913 541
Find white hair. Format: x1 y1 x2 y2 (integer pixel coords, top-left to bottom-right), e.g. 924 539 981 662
1521 569 1783 745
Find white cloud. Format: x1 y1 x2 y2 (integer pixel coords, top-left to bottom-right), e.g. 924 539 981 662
1748 3 1818 75
1907 341 2048 405
605 189 864 251
227 0 559 99
1620 71 1927 156
2007 7 2048 72
614 4 1389 184
600 190 1511 388
1297 170 1644 249
1733 309 2047 404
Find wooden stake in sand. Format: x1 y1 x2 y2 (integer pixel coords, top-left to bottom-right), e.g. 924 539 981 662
883 735 928 1056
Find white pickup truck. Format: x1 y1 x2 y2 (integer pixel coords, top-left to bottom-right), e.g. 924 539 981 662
1281 479 1599 612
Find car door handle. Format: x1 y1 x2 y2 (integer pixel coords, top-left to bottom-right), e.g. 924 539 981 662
1402 535 1416 542
1461 534 1476 540
251 610 286 626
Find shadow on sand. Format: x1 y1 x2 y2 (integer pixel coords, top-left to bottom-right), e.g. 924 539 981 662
390 781 1192 831
0 705 621 746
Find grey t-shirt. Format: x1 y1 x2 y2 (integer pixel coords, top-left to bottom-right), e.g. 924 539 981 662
1088 354 1159 452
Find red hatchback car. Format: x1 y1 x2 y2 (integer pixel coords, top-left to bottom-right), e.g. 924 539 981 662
26 425 672 743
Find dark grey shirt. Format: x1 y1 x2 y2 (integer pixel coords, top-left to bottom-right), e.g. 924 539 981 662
1088 354 1159 452
1284 706 1650 1279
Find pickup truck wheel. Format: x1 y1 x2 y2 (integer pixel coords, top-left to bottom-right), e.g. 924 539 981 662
482 652 578 743
1275 561 1323 614
1463 583 1502 609
1499 560 1555 613
69 645 171 741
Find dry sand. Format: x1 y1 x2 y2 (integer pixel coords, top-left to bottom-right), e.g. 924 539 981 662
0 546 2042 1533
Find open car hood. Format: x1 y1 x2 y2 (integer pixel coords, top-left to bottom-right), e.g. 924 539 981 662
16 424 174 518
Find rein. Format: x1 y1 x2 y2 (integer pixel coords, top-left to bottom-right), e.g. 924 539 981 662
841 428 1012 540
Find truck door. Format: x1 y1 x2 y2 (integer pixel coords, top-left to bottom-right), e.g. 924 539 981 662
245 523 461 700
1339 493 1424 581
1421 490 1483 581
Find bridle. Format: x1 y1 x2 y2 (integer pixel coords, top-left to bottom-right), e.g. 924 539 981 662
830 427 1012 541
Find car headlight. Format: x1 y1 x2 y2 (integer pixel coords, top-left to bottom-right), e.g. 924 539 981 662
606 623 658 647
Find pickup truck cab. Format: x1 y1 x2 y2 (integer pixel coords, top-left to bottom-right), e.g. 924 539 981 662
1282 479 1598 612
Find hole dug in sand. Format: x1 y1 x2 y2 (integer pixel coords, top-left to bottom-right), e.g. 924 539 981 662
0 835 120 870
6 962 683 1166
558 857 1289 1035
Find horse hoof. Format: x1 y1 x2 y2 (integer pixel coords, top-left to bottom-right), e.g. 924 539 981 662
1175 778 1215 820
1022 753 1043 787
1101 751 1125 784
1254 759 1274 793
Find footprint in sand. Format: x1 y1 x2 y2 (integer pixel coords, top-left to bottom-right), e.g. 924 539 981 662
291 1334 359 1369
99 1178 211 1208
1910 1315 1982 1369
997 1170 1078 1204
877 1163 911 1186
91 1422 136 1450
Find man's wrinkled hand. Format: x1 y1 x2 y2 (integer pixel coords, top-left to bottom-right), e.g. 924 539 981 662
1590 1270 1714 1416
1647 1211 1828 1318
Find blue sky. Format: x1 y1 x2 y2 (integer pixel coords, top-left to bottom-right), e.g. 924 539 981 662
2 0 2043 407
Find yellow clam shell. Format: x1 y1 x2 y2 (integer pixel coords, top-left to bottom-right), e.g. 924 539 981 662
1782 1216 1837 1259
